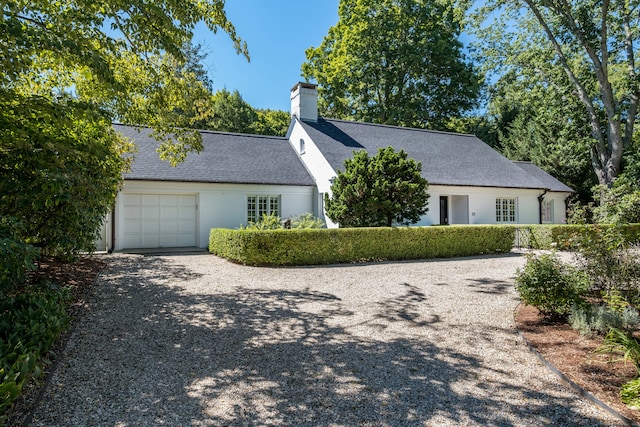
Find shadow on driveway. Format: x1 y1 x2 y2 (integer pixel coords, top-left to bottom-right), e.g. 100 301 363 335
29 254 615 426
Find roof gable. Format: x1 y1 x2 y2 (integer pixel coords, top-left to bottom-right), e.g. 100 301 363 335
298 118 570 191
115 124 315 186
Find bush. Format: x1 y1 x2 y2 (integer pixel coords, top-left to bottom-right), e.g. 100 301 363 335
572 226 640 301
210 225 515 266
598 328 640 408
515 224 640 251
0 93 128 256
621 378 640 409
0 284 71 423
241 213 326 230
0 218 40 293
290 213 326 229
515 253 589 319
241 213 283 230
593 185 640 225
569 304 640 337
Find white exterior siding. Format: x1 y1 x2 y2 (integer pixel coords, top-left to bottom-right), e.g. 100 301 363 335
401 185 561 226
113 180 315 250
545 192 569 224
288 118 571 228
288 120 338 227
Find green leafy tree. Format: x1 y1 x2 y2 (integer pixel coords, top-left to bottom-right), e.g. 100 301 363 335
301 0 481 130
1 0 246 255
0 91 130 255
204 88 258 134
484 69 597 202
325 147 430 227
254 109 291 137
473 0 640 189
2 0 248 164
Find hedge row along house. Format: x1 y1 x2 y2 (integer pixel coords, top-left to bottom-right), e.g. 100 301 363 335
98 83 573 251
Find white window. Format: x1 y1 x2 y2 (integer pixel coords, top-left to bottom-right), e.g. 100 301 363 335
299 138 306 154
496 198 516 223
541 199 554 224
247 195 280 223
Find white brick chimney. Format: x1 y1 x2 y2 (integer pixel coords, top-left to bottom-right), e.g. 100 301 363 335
290 82 318 122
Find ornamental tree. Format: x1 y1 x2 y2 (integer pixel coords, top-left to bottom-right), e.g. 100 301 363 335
325 147 430 227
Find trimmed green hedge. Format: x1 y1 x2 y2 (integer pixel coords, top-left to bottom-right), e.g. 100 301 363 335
515 224 640 250
209 225 515 266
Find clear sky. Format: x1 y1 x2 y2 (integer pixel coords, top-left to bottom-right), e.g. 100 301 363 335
193 1 340 112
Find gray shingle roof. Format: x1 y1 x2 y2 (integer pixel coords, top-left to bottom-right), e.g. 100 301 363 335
512 161 574 193
298 118 573 191
114 124 315 186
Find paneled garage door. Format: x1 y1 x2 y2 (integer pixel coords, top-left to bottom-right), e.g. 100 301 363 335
121 194 197 249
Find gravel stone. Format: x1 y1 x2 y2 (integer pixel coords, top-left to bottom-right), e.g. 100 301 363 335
28 252 625 426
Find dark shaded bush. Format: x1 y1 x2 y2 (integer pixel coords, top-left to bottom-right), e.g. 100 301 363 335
0 218 40 293
0 284 71 423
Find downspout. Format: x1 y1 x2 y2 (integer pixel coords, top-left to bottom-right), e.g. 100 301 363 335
108 202 116 253
537 189 549 224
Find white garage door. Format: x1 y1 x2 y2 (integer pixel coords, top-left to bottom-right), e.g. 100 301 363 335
121 194 197 249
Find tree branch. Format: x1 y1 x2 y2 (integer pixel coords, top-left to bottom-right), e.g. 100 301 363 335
623 10 639 148
600 0 609 78
523 0 608 158
549 0 618 130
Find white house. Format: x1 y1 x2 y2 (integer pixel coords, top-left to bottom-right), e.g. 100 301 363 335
287 82 573 228
100 82 573 251
100 125 317 251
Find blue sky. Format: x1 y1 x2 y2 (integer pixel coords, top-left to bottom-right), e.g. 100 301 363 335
193 1 340 112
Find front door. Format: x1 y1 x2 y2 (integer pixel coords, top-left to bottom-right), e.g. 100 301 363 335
440 196 449 225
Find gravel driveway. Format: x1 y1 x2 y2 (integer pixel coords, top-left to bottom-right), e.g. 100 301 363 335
27 252 623 426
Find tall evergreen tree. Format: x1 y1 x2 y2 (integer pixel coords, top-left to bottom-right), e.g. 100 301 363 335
325 147 430 227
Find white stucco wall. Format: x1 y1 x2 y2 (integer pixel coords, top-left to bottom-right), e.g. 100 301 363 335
395 185 569 226
286 121 572 228
288 120 339 228
544 192 569 224
113 180 315 250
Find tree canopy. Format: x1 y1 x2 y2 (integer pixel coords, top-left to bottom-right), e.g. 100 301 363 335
483 69 597 201
1 0 246 255
2 0 248 164
473 0 640 188
301 0 481 131
197 89 291 136
325 147 430 227
205 89 258 134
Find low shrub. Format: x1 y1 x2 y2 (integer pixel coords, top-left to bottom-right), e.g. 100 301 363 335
515 253 589 319
571 227 640 302
209 225 515 266
241 213 326 230
598 328 640 408
0 284 71 423
0 218 40 293
241 213 283 230
290 213 325 229
569 304 640 337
